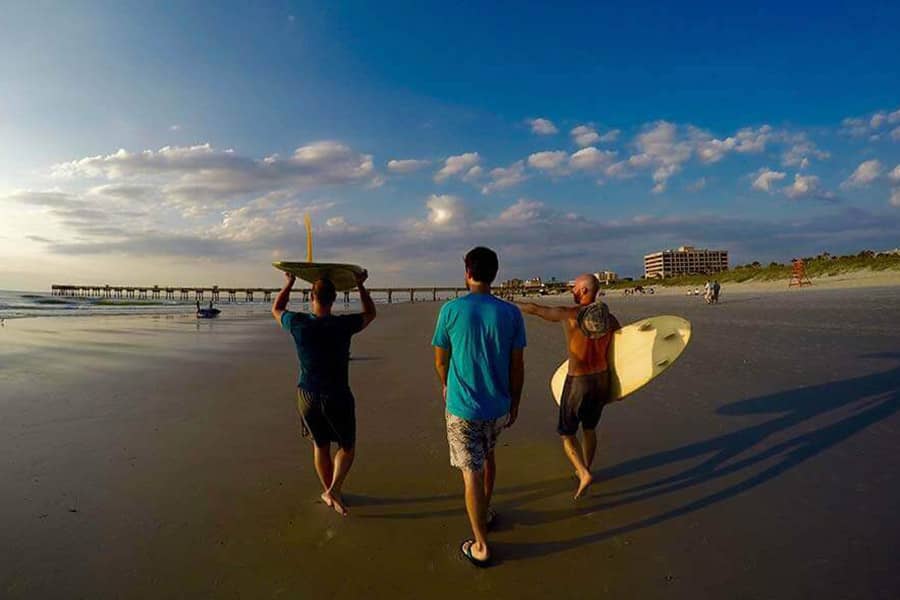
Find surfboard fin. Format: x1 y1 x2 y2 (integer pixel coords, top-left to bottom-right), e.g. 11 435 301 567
305 213 313 262
639 321 654 331
656 359 671 367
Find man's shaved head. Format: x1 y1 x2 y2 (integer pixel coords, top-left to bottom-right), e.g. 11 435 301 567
572 273 600 305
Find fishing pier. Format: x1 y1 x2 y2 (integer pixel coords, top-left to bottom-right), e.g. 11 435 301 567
50 284 475 304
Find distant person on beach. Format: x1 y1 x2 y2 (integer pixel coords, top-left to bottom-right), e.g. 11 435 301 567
517 274 621 499
704 280 713 304
432 246 525 568
272 270 376 516
713 280 721 303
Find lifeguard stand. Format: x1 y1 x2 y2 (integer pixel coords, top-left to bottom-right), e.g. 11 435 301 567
789 258 812 287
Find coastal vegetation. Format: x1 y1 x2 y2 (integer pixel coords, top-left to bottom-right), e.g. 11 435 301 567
610 250 900 289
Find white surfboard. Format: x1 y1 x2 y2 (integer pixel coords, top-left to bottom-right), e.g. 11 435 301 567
272 214 366 292
551 315 692 404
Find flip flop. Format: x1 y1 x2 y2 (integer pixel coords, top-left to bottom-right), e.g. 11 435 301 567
460 539 491 568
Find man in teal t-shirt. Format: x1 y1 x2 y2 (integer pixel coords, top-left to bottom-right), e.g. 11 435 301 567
432 246 525 568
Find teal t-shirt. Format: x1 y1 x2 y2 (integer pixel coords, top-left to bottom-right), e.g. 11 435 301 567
431 293 526 421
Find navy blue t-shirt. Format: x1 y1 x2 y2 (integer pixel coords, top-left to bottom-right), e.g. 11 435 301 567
281 311 364 393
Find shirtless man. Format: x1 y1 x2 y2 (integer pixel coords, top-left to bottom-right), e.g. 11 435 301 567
517 273 620 499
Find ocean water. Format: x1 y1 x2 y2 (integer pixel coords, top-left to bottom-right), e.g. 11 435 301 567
0 290 293 320
0 289 388 320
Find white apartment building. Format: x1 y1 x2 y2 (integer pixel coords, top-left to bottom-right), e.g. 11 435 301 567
644 246 729 279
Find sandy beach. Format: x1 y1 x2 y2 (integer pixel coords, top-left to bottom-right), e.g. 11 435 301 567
610 268 900 297
2 285 899 599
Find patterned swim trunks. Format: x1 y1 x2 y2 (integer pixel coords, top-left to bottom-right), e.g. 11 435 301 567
445 412 506 471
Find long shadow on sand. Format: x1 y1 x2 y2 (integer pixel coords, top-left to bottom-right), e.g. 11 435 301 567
361 355 900 561
493 355 900 560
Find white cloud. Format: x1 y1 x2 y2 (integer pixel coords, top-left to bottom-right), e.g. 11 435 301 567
434 152 480 182
570 125 601 147
481 161 528 194
891 189 900 208
598 129 620 143
169 124 181 132
891 126 900 142
528 118 558 135
686 177 707 192
696 125 773 163
462 165 484 182
527 150 568 172
86 183 156 201
752 169 787 192
326 216 347 227
841 107 900 137
840 117 869 138
781 136 830 168
45 141 378 221
52 141 376 192
387 159 430 173
4 189 144 239
842 159 882 188
497 198 546 222
214 196 337 242
888 165 900 182
785 174 829 199
628 121 693 192
425 194 468 227
696 138 734 163
569 147 617 172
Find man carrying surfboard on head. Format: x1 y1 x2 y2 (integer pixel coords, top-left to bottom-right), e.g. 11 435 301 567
272 270 376 516
432 246 526 568
517 273 620 499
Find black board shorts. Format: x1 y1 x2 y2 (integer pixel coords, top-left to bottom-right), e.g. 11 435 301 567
558 371 611 436
297 388 356 449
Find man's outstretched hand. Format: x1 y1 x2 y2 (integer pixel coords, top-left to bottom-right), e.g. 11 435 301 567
283 271 296 288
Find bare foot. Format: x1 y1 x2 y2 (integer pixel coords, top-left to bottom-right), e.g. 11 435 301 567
574 471 593 499
322 490 348 516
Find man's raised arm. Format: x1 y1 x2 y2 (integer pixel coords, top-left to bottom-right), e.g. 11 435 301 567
356 270 376 329
272 272 295 323
516 301 574 322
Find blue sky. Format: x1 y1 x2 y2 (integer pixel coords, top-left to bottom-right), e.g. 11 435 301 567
2 0 899 289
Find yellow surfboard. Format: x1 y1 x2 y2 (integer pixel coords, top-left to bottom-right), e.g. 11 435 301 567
551 315 692 404
272 214 366 292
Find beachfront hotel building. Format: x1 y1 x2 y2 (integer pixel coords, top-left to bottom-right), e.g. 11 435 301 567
644 246 729 279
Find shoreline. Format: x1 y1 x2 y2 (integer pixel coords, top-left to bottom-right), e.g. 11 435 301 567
3 269 899 320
